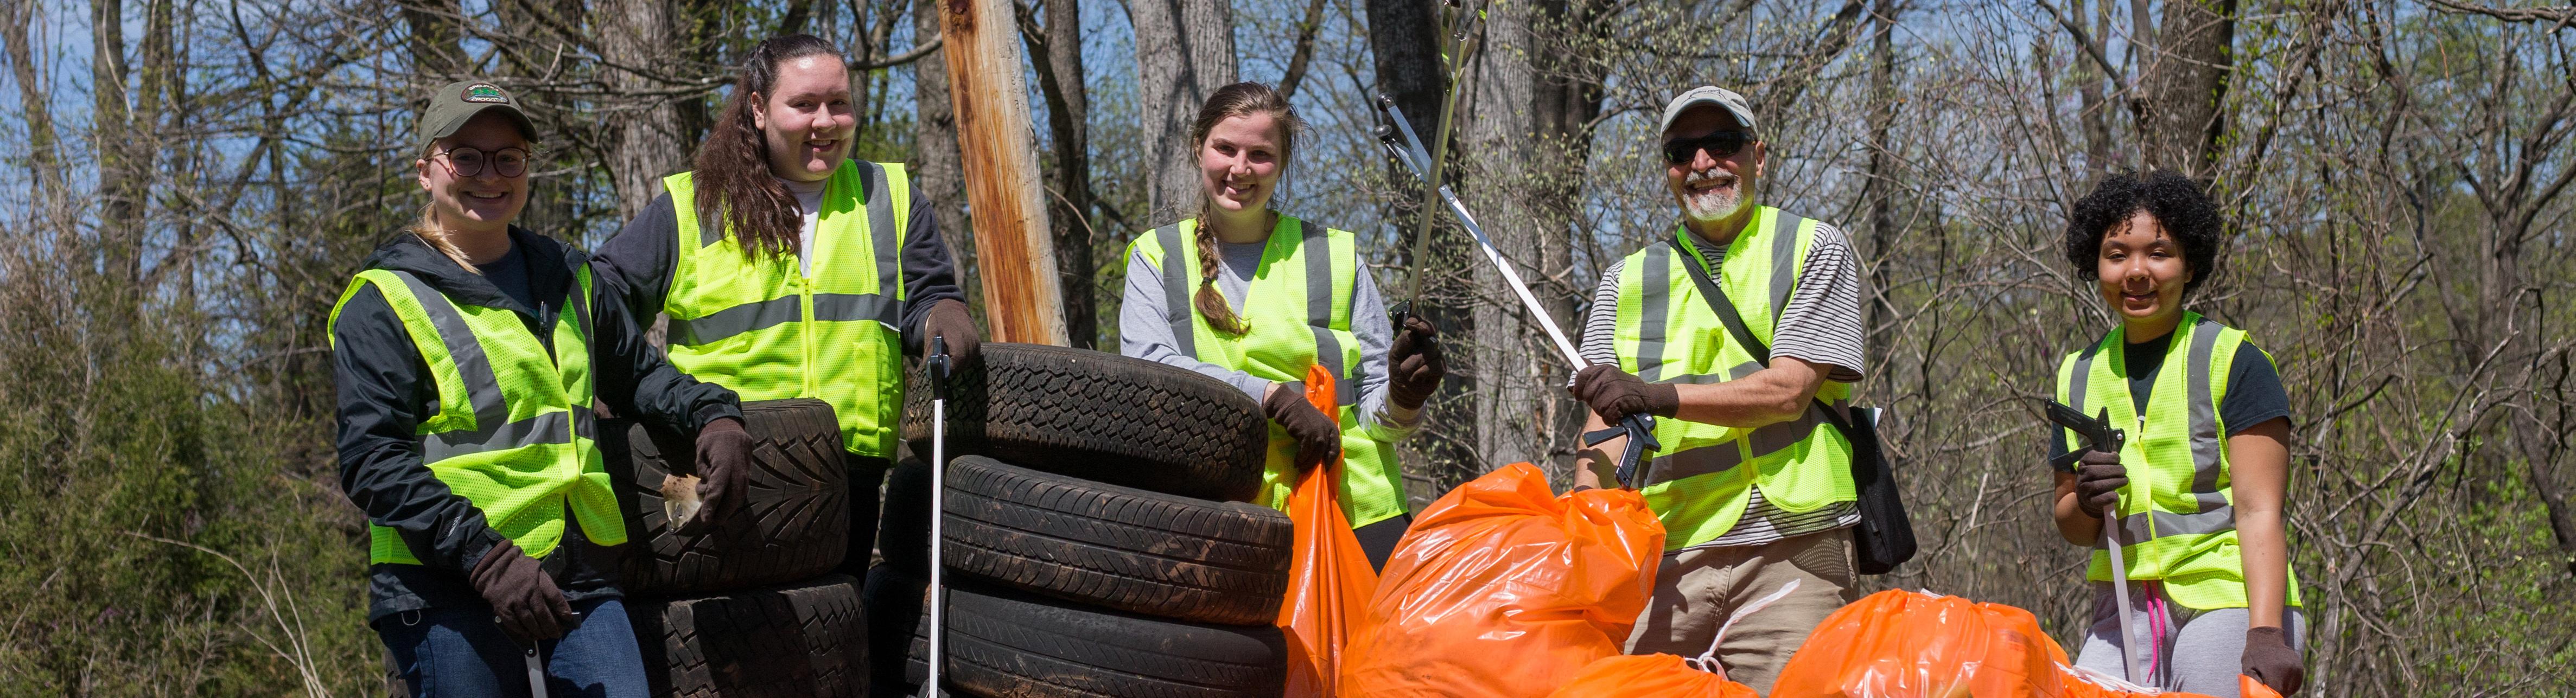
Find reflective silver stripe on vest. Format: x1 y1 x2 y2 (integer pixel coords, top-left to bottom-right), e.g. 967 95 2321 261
1301 222 1356 406
1634 242 1674 382
1767 216 1803 326
813 293 899 326
2116 505 2238 542
857 162 904 303
424 411 574 462
1154 225 1196 357
669 295 802 346
2185 320 2229 513
1644 441 1745 485
394 272 507 428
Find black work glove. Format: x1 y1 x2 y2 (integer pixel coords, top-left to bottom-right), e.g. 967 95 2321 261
1568 364 1681 422
466 539 573 646
1263 381 1341 471
2241 626 2304 694
2072 449 2128 519
920 299 983 370
1386 315 1447 411
678 418 752 537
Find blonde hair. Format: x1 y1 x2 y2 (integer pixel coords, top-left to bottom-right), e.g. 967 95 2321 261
1186 82 1303 336
406 204 480 274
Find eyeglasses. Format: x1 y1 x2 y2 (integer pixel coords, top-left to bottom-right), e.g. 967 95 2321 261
1661 131 1752 165
433 146 531 178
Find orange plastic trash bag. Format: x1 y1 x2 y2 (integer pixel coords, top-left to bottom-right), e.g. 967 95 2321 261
1339 463 1668 697
1277 363 1380 697
1546 654 1759 698
1772 589 2218 698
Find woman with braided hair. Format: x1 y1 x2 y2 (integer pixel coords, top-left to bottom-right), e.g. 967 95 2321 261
1117 81 1447 571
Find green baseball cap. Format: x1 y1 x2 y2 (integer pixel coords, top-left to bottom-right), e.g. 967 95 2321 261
416 80 537 151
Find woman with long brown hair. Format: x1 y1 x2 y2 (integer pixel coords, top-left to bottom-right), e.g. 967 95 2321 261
1117 81 1447 571
590 34 977 695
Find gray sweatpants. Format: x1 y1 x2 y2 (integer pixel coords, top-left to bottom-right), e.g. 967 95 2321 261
2071 581 2306 697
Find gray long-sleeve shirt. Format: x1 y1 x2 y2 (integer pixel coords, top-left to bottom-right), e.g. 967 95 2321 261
1120 237 1421 438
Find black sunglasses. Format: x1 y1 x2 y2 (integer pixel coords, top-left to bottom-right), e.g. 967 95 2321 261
1662 131 1752 164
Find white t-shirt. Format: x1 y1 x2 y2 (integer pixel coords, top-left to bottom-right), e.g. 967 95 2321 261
780 177 828 275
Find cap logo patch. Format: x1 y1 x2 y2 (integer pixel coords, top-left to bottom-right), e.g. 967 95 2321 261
461 84 509 104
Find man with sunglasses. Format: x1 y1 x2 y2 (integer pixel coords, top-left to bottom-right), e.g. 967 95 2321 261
1564 85 1869 692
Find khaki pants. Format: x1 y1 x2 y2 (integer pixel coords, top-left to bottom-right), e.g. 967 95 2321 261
1625 528 1857 693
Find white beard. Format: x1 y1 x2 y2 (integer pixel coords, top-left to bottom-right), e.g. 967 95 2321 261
1680 169 1748 222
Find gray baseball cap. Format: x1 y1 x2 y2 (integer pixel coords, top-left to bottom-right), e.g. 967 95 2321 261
1657 85 1757 136
416 80 536 151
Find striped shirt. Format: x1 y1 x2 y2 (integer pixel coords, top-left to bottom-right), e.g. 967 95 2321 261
1577 219 1867 548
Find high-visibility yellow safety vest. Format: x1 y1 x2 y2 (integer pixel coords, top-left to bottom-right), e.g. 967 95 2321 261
661 161 911 458
1611 206 1857 550
1126 215 1408 528
329 265 626 565
2055 312 2304 610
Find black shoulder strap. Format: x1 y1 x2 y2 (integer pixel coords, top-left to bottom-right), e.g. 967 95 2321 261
1670 232 1858 433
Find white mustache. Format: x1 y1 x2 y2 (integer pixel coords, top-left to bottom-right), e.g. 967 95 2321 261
1687 169 1736 187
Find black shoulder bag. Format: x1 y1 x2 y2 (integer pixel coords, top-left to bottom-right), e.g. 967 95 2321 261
1671 237 1917 575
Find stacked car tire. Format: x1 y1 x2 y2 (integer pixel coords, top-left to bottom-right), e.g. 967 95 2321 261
893 343 1296 698
598 398 869 697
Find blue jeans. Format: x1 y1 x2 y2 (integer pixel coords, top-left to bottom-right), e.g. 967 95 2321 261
377 597 651 698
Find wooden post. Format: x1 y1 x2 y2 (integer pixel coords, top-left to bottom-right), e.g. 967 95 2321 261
938 0 1068 345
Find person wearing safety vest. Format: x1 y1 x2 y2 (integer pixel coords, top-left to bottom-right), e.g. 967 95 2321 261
589 34 979 697
1118 81 1448 571
1564 86 1869 693
2050 170 2306 696
332 80 749 696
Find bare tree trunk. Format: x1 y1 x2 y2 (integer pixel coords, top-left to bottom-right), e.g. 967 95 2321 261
1025 0 1097 347
92 0 145 285
2139 0 2232 175
2 0 56 192
912 3 974 304
1862 0 1899 374
1458 0 1597 475
1124 0 1236 221
599 0 685 214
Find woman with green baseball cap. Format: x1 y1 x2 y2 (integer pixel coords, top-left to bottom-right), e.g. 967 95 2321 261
330 79 749 696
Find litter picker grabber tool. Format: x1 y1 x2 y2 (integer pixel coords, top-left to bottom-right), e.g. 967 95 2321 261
1373 98 1660 488
924 338 953 697
2047 401 2148 688
522 646 548 698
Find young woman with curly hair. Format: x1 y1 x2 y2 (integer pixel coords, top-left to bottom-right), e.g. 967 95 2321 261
2049 170 2306 696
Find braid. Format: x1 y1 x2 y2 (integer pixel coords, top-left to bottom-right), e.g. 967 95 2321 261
407 204 480 274
1192 217 1247 335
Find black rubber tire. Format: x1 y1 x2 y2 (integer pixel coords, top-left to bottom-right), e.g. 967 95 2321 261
943 457 1291 625
600 398 850 596
629 573 868 698
905 582 1287 698
900 343 1268 502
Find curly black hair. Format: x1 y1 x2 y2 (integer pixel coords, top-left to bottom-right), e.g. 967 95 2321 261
2064 169 2223 296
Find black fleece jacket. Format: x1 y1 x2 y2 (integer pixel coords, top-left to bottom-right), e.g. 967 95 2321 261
332 227 741 623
